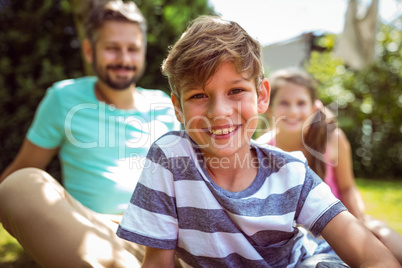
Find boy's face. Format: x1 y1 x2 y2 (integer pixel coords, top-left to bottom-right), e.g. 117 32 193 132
172 61 270 159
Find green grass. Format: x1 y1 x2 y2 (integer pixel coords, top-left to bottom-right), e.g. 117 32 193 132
0 178 401 266
0 225 24 262
0 224 38 267
356 178 402 235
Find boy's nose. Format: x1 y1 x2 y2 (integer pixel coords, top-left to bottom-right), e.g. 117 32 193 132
206 97 233 119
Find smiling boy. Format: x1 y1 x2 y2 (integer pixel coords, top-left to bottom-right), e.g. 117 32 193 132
170 59 268 191
117 16 400 267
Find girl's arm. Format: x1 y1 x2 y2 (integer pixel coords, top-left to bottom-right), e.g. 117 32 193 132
331 129 365 221
142 247 175 268
321 211 400 267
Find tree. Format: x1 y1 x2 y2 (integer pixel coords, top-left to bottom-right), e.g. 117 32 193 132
306 20 402 178
70 0 109 74
335 0 379 70
0 0 83 179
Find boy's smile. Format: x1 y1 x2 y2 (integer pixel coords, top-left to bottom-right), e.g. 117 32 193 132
172 61 270 160
209 126 237 136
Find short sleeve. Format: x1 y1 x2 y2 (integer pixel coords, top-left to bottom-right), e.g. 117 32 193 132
26 87 64 148
296 166 347 236
117 143 179 249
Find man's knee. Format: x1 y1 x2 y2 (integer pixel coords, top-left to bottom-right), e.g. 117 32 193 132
0 167 52 199
0 168 59 224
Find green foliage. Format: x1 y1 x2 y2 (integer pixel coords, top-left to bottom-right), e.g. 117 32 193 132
0 223 39 266
0 0 83 178
0 224 24 263
0 0 214 176
135 0 215 93
306 23 402 178
314 33 337 51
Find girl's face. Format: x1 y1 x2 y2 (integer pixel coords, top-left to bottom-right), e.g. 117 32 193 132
268 82 315 133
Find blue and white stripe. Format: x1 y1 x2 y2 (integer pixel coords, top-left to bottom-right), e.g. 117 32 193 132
117 131 346 267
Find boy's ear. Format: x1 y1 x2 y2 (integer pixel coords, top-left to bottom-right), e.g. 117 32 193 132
82 39 93 64
257 78 270 113
171 93 184 124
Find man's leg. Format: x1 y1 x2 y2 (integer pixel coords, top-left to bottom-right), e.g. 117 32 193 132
0 168 143 267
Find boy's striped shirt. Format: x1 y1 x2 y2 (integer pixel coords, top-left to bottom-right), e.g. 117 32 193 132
117 131 346 267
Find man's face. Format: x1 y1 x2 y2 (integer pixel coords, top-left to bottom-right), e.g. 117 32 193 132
92 21 146 90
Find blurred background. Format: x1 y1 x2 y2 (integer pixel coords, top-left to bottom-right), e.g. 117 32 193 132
0 0 401 266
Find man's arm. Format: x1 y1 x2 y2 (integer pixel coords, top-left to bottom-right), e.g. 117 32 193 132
321 211 400 267
141 247 175 268
0 139 58 183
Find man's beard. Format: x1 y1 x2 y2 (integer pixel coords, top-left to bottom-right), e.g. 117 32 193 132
93 56 144 90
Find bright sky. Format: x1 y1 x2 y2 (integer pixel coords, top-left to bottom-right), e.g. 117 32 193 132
208 0 401 46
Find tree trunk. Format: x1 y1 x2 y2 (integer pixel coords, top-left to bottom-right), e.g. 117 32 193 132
70 0 111 75
335 0 379 70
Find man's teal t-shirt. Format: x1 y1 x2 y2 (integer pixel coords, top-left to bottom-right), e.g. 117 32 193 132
27 77 180 214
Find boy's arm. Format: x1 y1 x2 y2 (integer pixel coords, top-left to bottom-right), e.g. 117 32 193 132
142 247 175 268
0 139 58 183
321 211 400 267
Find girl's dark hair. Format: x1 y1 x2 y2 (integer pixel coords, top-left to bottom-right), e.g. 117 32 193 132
269 68 336 179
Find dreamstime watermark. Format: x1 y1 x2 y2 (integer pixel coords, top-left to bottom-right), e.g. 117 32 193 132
64 101 176 158
257 101 340 167
63 100 340 167
126 150 287 174
204 152 287 170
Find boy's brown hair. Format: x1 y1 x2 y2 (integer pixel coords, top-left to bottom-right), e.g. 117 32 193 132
162 16 264 97
84 0 147 46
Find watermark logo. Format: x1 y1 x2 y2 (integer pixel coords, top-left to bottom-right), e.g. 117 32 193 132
63 100 339 168
64 101 175 157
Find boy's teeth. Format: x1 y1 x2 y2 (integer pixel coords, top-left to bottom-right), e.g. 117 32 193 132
210 126 236 135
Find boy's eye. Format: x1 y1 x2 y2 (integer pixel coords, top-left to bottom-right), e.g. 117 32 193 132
229 88 244 95
190 93 207 99
279 100 289 106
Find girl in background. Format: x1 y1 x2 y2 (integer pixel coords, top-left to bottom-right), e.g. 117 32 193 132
257 68 402 264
